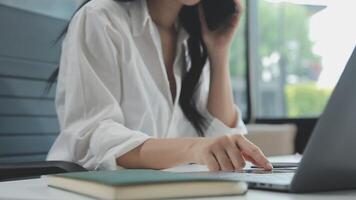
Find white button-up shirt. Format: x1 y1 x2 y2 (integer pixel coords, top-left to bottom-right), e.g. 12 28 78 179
47 0 247 170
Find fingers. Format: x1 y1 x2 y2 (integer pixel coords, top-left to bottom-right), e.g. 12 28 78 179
197 4 208 33
204 136 245 171
202 135 270 172
235 135 273 170
213 150 234 171
230 0 243 28
209 136 246 171
242 152 259 166
234 0 244 13
226 143 246 170
230 13 240 29
204 152 220 171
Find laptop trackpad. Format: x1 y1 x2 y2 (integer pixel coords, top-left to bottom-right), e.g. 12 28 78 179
235 168 296 174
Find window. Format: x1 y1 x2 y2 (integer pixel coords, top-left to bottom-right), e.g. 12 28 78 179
249 0 356 119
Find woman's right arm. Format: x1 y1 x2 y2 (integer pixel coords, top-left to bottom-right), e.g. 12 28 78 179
117 134 273 171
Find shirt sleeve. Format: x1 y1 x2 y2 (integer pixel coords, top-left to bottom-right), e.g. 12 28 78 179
197 63 248 138
47 6 150 170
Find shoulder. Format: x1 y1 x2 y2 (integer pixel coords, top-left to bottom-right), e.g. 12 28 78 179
63 0 141 63
84 0 130 20
69 0 132 35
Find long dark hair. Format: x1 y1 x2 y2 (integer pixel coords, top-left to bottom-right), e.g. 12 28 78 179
49 0 210 136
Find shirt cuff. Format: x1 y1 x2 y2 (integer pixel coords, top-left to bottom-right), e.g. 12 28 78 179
80 120 151 171
95 132 151 170
204 105 248 137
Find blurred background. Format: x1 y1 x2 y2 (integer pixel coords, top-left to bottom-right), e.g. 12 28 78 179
231 0 356 120
0 0 355 163
229 0 356 153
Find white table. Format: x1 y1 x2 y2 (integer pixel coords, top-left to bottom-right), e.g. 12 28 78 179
1 155 355 200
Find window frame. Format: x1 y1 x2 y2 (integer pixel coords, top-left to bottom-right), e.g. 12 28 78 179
243 0 319 153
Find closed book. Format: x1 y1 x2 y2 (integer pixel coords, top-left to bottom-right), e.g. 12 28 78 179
47 169 247 200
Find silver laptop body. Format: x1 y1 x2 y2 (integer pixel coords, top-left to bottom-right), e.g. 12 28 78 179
191 47 356 193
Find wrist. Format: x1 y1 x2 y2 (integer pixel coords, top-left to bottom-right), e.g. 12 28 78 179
207 47 229 59
185 138 202 164
208 49 230 70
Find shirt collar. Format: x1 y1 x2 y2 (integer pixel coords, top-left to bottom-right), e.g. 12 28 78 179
129 0 150 37
129 0 190 42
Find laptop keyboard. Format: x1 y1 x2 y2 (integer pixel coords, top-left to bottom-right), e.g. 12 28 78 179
223 171 294 185
186 169 295 185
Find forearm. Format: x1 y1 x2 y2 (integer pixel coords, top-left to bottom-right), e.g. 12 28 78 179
117 135 273 171
207 50 237 128
116 138 196 169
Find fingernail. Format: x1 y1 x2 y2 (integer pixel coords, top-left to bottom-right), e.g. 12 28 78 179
267 163 273 170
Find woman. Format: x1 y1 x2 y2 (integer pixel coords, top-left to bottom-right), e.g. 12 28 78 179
47 0 273 171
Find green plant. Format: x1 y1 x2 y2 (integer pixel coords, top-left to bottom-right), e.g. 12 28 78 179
285 83 332 117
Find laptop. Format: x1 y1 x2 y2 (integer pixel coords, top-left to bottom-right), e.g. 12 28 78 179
190 47 356 193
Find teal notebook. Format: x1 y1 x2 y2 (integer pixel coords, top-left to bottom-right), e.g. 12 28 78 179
48 169 247 200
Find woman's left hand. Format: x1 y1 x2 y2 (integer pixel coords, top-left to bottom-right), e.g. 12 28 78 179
198 0 243 55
